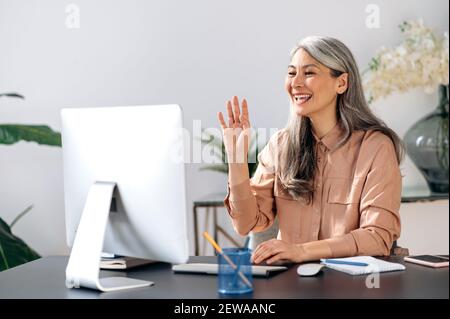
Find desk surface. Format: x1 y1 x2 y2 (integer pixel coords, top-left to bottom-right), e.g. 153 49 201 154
0 256 448 299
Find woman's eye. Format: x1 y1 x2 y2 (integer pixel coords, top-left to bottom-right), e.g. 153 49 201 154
305 72 315 76
288 72 296 76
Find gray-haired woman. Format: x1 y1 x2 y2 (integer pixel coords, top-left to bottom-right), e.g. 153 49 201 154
217 36 404 265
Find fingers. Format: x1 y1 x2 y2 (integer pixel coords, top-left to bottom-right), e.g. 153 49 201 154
251 240 279 264
251 244 262 263
232 96 241 127
253 247 276 264
226 100 235 128
266 253 288 265
252 250 266 264
241 98 250 129
223 96 250 131
217 112 227 130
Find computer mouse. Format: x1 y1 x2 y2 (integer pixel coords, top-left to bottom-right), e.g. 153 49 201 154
297 263 325 276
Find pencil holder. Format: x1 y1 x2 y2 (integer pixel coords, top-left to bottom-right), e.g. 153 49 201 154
218 248 253 294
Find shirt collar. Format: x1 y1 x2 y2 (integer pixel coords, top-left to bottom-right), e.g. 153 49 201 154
312 121 345 151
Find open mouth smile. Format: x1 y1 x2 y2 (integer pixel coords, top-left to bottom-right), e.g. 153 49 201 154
293 94 312 104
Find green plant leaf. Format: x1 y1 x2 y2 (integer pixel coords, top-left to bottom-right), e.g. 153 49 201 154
248 162 260 177
0 124 62 147
199 164 229 174
198 128 267 177
0 93 25 99
200 133 224 151
0 92 46 271
10 205 33 229
0 217 40 271
369 57 380 71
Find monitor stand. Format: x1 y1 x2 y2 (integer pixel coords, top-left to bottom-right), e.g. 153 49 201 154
65 181 154 292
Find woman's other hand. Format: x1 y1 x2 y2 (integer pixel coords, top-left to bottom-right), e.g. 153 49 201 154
251 239 304 264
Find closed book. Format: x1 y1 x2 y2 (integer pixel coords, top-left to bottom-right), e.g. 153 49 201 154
100 256 156 270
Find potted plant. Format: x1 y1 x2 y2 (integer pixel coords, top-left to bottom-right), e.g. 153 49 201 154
0 92 61 271
199 128 263 177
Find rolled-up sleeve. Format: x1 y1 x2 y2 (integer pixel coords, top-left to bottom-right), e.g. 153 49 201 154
325 135 402 257
223 133 280 236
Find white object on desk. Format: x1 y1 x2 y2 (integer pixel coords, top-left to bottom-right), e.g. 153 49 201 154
62 105 190 292
320 256 406 275
64 182 154 291
172 263 287 277
297 263 325 276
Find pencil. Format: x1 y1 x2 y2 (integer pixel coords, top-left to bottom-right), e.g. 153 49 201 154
203 232 252 289
243 236 250 249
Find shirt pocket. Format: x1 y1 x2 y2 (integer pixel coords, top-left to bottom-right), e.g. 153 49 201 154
327 178 363 205
326 178 363 234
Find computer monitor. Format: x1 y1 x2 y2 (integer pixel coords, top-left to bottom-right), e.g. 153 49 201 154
61 104 189 292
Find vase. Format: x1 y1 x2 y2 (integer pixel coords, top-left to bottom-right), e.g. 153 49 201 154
404 84 449 193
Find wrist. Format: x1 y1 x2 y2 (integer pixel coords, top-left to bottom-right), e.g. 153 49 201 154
296 240 334 263
228 163 250 186
294 244 306 263
226 154 248 164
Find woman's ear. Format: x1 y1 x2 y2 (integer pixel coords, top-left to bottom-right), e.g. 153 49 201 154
336 73 348 94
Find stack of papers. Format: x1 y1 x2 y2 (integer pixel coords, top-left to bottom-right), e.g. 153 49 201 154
320 256 406 275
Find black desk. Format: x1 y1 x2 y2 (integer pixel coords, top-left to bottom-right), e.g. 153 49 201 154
0 256 447 299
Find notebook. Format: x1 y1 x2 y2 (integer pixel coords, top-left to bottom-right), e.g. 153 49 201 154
100 256 157 270
320 256 406 275
172 263 288 277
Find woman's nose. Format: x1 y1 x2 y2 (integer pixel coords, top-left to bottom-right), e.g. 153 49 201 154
291 74 305 88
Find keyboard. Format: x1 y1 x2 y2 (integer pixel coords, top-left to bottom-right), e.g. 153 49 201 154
172 263 288 277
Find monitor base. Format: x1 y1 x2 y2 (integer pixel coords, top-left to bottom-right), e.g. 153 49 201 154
65 181 153 292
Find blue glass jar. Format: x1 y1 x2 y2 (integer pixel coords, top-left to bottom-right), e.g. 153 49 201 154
218 248 253 295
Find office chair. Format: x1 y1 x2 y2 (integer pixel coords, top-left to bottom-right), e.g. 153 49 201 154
390 240 410 256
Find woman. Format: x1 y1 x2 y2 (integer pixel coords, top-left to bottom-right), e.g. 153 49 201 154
217 36 404 265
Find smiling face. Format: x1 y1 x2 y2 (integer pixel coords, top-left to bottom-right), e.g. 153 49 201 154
285 49 347 119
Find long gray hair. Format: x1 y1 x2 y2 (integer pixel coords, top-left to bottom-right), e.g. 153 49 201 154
279 36 404 203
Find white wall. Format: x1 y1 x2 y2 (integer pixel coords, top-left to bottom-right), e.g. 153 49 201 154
398 201 449 255
0 0 448 256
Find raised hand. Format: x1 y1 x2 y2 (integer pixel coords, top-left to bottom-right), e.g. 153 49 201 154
217 96 251 164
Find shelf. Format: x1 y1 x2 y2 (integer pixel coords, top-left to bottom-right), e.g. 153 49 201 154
401 188 449 203
194 189 449 207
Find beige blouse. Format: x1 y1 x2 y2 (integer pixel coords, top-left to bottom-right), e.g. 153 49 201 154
224 123 402 260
